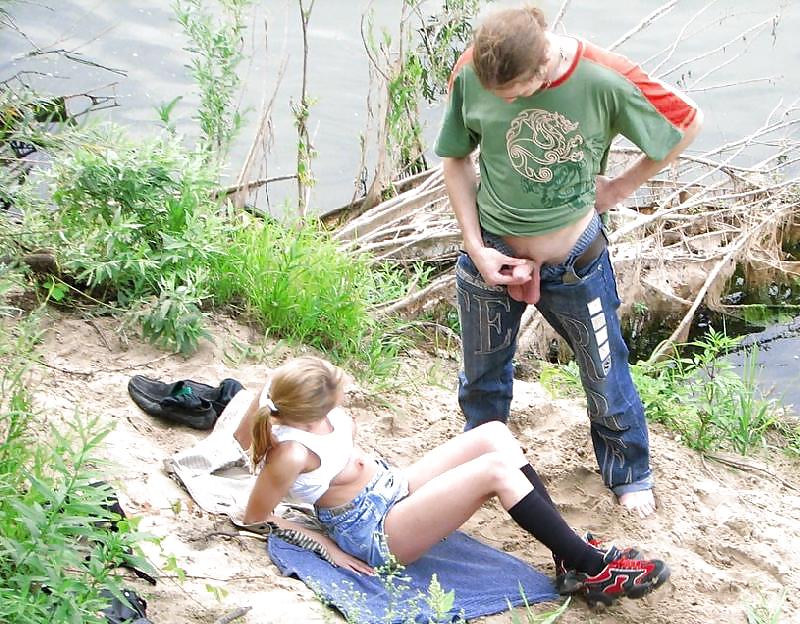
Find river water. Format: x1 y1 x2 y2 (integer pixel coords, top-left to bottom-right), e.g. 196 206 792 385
2 0 799 409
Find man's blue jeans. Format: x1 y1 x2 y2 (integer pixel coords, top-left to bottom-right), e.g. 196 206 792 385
455 215 653 496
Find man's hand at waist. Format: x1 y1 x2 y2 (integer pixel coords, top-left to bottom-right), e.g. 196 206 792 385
467 245 530 287
467 246 541 305
594 174 630 214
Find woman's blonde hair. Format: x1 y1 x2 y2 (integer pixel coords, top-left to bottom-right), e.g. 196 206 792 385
472 4 549 90
250 356 345 467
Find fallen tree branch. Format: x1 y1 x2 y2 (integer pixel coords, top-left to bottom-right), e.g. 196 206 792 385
705 452 800 492
647 201 797 363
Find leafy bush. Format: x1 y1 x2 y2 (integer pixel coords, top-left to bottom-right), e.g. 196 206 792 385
0 304 153 624
26 124 227 352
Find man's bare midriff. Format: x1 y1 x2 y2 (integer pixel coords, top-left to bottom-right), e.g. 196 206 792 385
314 446 378 509
501 208 595 265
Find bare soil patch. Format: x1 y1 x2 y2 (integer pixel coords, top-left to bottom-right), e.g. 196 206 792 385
29 311 799 623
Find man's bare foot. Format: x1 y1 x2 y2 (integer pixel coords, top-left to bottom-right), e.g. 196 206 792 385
618 489 656 518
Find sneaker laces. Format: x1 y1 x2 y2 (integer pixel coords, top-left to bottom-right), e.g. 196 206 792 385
589 534 642 562
603 556 653 571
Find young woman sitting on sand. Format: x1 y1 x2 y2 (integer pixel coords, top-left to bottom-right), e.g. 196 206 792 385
233 356 670 606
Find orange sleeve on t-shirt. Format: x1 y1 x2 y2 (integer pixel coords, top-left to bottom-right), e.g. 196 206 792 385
581 41 697 131
447 46 474 94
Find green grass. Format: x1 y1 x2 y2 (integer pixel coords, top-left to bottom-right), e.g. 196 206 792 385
0 293 154 623
540 328 792 456
210 217 407 379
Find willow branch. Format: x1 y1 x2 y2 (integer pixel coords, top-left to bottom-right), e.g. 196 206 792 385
607 0 679 52
551 0 572 31
658 15 775 79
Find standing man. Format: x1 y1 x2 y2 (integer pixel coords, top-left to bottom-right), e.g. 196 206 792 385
435 4 702 518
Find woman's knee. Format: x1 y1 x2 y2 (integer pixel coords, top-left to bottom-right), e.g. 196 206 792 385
472 421 522 453
477 451 520 489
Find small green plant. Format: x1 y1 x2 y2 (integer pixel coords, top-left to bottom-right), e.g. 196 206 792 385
174 0 253 164
744 588 786 624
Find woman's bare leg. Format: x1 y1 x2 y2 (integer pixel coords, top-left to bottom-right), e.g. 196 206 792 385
385 451 532 564
402 421 527 492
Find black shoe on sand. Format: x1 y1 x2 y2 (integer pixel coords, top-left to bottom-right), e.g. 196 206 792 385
127 376 225 429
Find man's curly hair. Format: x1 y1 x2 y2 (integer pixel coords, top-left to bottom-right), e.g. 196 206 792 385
472 5 549 90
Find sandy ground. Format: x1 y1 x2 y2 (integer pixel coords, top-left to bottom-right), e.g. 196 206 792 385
27 310 799 624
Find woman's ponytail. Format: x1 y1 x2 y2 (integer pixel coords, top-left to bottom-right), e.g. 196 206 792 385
250 405 275 467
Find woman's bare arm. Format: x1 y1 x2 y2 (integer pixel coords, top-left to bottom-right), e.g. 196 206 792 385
243 439 374 574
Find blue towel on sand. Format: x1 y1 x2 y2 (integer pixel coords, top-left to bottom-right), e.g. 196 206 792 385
268 530 558 623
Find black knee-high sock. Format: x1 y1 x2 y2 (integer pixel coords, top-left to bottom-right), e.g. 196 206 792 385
520 464 555 508
508 489 605 575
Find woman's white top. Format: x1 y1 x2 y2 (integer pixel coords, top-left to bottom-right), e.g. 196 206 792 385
270 407 354 505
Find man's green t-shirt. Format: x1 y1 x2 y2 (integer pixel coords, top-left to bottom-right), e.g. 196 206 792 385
434 39 699 237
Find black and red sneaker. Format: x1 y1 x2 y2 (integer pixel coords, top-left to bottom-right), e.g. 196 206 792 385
578 547 670 606
555 533 642 595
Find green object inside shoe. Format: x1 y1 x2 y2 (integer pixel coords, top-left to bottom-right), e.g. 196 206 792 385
173 385 193 398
